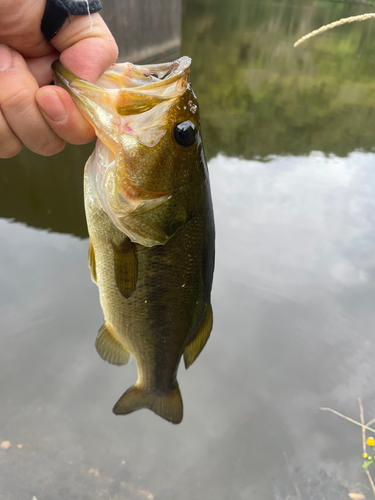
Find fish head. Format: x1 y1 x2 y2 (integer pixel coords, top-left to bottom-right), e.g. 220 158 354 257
53 58 203 229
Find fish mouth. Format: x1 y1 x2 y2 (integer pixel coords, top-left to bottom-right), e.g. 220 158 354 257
52 57 192 148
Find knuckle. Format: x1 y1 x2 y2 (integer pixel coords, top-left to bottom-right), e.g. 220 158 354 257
0 141 23 159
37 138 65 157
0 112 23 158
1 87 34 113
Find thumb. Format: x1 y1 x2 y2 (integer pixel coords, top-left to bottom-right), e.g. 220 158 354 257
50 12 118 82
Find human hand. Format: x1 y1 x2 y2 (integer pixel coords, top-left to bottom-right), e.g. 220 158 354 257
0 0 118 158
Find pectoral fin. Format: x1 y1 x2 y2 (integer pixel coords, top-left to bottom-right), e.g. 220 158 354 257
112 238 138 298
119 212 171 246
88 238 97 283
95 322 131 366
184 304 213 369
118 185 200 247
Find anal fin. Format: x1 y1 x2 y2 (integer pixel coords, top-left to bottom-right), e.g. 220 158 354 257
88 238 97 283
95 322 131 366
112 238 138 299
113 382 183 424
184 303 213 369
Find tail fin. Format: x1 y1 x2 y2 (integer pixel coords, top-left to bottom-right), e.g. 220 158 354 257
113 383 183 424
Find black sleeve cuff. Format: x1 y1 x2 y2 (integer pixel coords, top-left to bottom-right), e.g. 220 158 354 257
41 0 103 41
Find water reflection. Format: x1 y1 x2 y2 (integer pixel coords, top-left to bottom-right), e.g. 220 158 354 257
2 150 375 497
0 143 92 237
183 0 375 160
1 0 375 498
2 0 375 235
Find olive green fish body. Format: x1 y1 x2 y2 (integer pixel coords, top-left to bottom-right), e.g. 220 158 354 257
85 163 214 378
54 57 215 424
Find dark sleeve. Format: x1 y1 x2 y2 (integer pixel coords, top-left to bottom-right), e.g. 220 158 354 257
41 0 103 41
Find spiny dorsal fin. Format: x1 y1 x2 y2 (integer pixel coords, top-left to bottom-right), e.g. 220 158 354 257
112 238 138 298
113 382 183 424
88 238 97 283
184 303 213 369
95 322 131 366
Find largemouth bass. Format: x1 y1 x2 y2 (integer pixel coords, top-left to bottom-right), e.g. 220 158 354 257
53 57 215 424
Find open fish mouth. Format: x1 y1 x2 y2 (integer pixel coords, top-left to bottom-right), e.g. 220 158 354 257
52 57 192 147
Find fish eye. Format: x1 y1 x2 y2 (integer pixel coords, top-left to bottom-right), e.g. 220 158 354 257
174 120 197 147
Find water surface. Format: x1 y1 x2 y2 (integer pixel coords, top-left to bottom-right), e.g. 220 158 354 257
1 1 375 499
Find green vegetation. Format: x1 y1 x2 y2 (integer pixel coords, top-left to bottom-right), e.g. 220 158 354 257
321 402 375 497
182 0 375 160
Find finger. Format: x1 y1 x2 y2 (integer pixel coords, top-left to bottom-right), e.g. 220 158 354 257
37 13 118 145
51 13 118 82
0 0 52 58
36 85 96 145
0 45 65 156
26 51 60 86
0 110 22 158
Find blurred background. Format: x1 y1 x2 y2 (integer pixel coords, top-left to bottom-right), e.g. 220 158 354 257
1 1 375 499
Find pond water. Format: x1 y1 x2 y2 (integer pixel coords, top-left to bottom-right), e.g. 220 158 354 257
1 1 375 499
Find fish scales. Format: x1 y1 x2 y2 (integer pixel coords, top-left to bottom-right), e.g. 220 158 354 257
53 57 215 424
85 170 213 390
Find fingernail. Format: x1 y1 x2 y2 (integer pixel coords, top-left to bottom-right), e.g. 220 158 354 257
37 91 67 123
0 45 13 71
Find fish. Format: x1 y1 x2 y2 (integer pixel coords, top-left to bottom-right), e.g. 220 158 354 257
52 57 215 424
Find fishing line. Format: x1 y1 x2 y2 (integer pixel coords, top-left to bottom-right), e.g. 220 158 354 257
84 0 94 30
